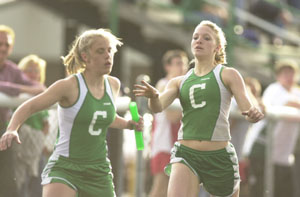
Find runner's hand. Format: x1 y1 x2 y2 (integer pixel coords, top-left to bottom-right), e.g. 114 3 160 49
0 130 21 151
133 80 159 99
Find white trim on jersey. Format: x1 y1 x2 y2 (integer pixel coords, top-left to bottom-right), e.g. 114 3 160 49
211 64 232 141
104 75 116 110
179 68 193 90
54 73 88 157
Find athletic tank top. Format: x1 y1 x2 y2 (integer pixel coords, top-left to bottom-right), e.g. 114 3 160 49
53 73 116 161
178 64 232 141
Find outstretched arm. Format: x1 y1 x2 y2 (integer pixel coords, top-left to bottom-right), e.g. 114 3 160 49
222 67 264 123
133 77 181 113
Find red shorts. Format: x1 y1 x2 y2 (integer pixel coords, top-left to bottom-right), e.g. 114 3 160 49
150 152 171 175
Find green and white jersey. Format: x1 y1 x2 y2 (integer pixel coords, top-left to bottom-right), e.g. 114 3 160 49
52 73 116 162
178 64 232 141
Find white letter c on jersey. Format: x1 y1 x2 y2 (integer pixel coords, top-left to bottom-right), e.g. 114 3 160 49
89 111 107 136
189 83 206 108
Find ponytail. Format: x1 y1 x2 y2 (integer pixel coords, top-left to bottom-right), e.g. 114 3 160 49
62 36 86 75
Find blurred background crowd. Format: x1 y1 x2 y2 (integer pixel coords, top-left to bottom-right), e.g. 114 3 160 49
0 0 299 197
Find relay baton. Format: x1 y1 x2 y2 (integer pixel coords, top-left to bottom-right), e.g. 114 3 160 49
129 102 144 150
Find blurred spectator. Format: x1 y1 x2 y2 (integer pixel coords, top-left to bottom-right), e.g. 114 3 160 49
13 54 49 197
247 58 300 197
149 49 188 197
0 25 45 197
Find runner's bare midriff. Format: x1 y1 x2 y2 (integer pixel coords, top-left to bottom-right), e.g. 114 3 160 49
179 140 228 151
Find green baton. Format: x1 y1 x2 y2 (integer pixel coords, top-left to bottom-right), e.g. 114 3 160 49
129 102 144 150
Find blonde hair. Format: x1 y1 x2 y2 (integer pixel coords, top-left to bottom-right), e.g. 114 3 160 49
274 59 299 75
196 20 227 65
18 54 47 84
0 25 15 46
62 28 123 75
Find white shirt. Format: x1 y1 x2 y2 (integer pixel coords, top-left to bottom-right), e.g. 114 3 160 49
263 82 300 166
